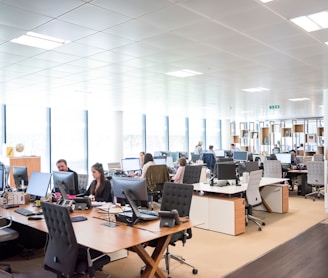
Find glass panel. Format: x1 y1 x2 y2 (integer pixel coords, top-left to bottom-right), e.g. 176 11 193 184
123 113 143 158
146 114 167 155
189 117 204 154
169 116 186 152
206 119 220 150
6 104 49 172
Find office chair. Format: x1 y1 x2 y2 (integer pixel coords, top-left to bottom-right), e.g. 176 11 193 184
144 165 170 209
201 152 216 172
245 170 265 231
41 202 110 278
305 161 324 201
313 154 324 161
182 165 203 184
263 160 282 178
0 216 19 277
77 174 89 194
144 182 197 276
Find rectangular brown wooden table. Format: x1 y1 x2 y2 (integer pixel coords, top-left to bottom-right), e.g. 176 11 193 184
1 202 196 278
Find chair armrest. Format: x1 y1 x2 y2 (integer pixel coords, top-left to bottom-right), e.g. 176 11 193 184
0 216 13 229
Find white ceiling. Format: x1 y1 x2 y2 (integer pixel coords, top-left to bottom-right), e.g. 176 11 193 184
0 0 328 121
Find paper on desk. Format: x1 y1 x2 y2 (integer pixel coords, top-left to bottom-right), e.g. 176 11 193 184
98 203 123 214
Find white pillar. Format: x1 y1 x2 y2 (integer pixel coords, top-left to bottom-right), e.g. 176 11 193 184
324 90 328 214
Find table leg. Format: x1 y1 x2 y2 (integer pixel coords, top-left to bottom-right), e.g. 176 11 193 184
260 187 273 213
131 234 172 278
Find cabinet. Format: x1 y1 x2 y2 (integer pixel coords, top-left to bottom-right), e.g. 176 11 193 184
9 156 41 187
190 195 245 235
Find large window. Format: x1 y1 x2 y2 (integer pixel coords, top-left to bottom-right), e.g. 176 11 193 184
206 119 221 150
169 116 187 152
123 113 143 158
51 108 87 174
5 104 50 172
146 114 167 155
189 117 205 154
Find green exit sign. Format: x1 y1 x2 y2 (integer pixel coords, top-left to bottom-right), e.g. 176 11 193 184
269 105 280 110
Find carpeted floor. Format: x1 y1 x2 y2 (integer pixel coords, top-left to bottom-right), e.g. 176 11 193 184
1 193 327 277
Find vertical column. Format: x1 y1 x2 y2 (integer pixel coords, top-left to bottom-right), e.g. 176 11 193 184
221 119 231 150
110 111 123 162
324 90 328 213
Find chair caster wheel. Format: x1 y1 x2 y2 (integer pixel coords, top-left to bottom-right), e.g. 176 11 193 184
262 223 266 226
192 268 198 274
258 227 262 231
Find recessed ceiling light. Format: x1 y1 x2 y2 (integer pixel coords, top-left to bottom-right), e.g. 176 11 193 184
165 69 203 78
11 32 70 50
290 11 328 32
260 0 273 3
242 87 270 92
288 97 310 102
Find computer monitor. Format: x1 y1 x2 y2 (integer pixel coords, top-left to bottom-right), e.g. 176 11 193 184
214 149 225 157
224 150 233 157
52 171 76 195
218 157 233 163
0 163 4 194
169 152 179 162
179 152 189 159
154 156 166 165
26 172 52 199
121 158 140 172
191 153 200 163
275 153 292 164
111 176 148 205
13 166 29 188
215 162 236 183
233 151 248 161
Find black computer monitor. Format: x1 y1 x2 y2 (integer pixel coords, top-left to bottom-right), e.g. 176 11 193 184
275 153 292 164
121 158 140 172
0 163 4 194
215 162 236 182
233 151 248 161
111 176 148 205
13 166 29 188
52 171 76 195
26 172 52 199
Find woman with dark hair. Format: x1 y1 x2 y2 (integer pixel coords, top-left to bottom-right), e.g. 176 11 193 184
85 163 113 202
140 153 155 178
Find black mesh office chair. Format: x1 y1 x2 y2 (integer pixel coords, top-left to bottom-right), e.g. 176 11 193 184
41 202 110 278
182 165 203 184
0 216 19 276
156 182 198 276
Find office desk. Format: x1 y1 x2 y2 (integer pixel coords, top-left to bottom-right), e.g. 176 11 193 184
1 203 196 278
190 177 288 235
288 170 311 196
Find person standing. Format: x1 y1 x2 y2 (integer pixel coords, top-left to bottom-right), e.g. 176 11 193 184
194 141 203 158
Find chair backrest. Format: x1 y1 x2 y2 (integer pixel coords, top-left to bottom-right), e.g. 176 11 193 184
303 156 313 163
160 182 194 217
77 174 89 193
263 160 282 178
306 161 324 186
41 202 79 276
246 170 263 207
313 154 324 161
144 165 170 192
182 165 203 184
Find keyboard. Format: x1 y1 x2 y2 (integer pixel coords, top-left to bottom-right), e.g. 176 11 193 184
139 209 159 217
119 209 159 221
14 208 37 216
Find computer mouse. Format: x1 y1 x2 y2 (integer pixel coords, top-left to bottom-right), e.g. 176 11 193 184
28 216 43 220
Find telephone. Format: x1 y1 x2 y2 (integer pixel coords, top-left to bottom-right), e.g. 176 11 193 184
158 209 181 227
57 199 74 212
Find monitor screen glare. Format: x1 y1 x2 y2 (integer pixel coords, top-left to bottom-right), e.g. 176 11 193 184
275 153 292 164
26 172 52 198
154 157 166 165
214 149 225 157
233 151 248 161
121 158 140 172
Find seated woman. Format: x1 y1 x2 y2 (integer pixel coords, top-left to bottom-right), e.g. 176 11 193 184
140 153 155 178
85 163 113 202
171 157 187 183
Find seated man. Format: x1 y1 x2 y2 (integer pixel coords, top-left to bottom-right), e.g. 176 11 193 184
56 159 79 195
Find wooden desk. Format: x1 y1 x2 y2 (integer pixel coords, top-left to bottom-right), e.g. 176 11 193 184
1 203 196 278
191 177 288 235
